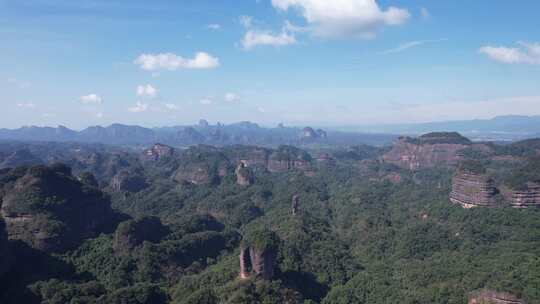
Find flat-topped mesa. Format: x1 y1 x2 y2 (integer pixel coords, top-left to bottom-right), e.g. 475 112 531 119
382 132 472 170
267 145 313 173
450 161 497 208
468 290 526 304
239 229 279 280
142 143 174 162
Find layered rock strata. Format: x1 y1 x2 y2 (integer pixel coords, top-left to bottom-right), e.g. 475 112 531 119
508 182 540 208
450 172 497 208
468 290 526 304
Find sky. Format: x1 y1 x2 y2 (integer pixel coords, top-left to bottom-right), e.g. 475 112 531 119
1 0 540 129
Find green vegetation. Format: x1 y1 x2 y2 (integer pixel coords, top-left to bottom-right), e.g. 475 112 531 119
1 142 539 304
406 132 472 145
504 156 540 190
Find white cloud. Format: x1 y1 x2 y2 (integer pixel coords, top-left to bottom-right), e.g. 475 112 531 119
128 101 149 113
257 107 267 113
241 29 296 50
479 42 540 65
16 102 36 109
381 38 447 54
164 103 180 111
225 93 241 102
134 52 220 71
96 112 104 119
200 99 213 105
136 84 158 98
207 24 221 30
42 113 56 118
271 0 410 39
80 94 103 105
239 15 253 28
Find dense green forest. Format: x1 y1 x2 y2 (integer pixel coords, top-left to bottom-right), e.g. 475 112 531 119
0 140 539 304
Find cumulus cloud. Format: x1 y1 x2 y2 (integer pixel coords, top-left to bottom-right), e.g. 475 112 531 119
225 93 241 102
128 101 149 113
136 84 158 98
271 0 410 39
80 94 103 105
16 102 36 109
239 15 297 50
134 52 220 71
479 42 540 65
242 29 297 50
207 24 221 30
200 99 213 105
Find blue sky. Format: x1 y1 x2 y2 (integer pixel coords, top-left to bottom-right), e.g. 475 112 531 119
1 0 540 129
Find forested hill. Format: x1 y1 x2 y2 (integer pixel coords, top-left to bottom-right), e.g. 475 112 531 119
0 134 539 303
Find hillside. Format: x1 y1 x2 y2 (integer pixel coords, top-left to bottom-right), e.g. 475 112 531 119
0 135 539 303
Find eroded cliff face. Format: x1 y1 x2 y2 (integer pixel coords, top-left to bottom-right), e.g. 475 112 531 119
507 182 540 208
468 290 526 304
0 164 116 253
450 172 497 208
239 229 279 280
267 146 313 173
383 138 467 170
142 143 175 162
235 163 254 186
239 246 277 280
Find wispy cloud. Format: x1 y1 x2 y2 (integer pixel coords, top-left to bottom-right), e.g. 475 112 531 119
479 41 540 65
380 38 448 54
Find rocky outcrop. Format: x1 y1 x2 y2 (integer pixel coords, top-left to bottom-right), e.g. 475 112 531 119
235 163 254 186
0 164 116 253
450 173 497 208
111 170 148 192
142 143 174 162
468 290 526 304
300 127 327 140
508 182 540 208
267 146 312 173
291 194 299 216
239 229 279 280
113 216 168 255
382 133 472 170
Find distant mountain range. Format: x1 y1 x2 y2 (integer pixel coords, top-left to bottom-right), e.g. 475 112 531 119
347 115 540 141
0 120 396 147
